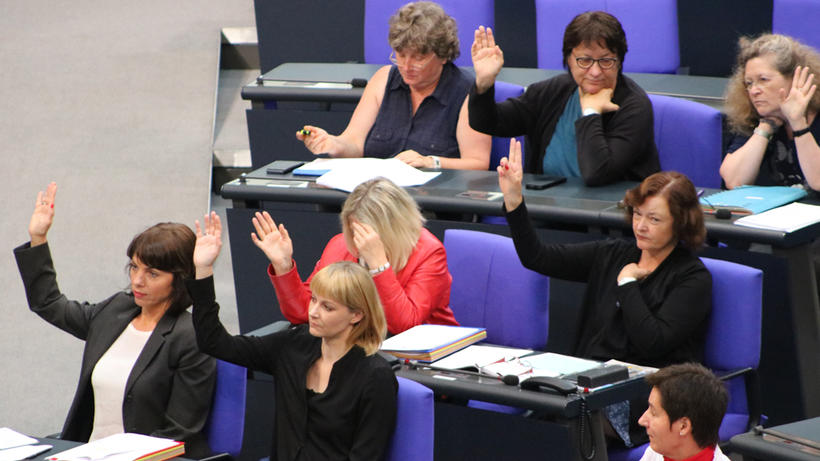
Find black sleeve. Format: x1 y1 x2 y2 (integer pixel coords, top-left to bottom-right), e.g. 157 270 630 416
187 276 289 373
503 201 600 282
468 81 538 138
349 364 399 461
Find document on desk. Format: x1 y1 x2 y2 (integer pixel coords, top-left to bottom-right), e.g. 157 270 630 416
312 158 440 192
520 352 600 378
0 428 38 450
0 444 52 461
45 433 184 461
431 344 534 371
734 202 820 232
381 324 487 362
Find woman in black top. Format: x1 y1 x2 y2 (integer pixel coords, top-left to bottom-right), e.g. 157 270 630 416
498 140 712 445
188 212 398 461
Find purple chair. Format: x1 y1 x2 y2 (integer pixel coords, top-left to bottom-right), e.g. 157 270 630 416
608 258 763 461
534 0 680 74
489 81 526 170
364 0 494 67
649 94 723 189
385 377 435 461
205 360 247 459
773 0 820 52
443 229 549 350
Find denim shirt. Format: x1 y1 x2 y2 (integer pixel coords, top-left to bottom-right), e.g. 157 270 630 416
364 62 470 159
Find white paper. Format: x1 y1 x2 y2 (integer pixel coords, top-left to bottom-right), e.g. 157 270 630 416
431 344 534 370
45 433 180 461
381 325 484 353
0 445 52 461
314 158 440 192
0 428 38 450
518 352 600 377
734 202 820 233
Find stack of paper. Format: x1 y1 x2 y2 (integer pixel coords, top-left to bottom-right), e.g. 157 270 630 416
0 428 52 461
295 158 440 192
381 324 487 362
734 202 820 232
45 433 184 461
700 185 807 215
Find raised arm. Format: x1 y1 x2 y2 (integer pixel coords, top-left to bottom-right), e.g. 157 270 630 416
780 65 820 189
296 66 389 158
471 26 504 95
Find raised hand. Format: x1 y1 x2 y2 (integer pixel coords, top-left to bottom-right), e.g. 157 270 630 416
471 26 504 94
617 262 652 283
579 87 619 114
250 211 294 274
780 65 817 130
194 211 223 278
497 139 524 211
29 182 57 247
350 221 388 270
296 125 337 156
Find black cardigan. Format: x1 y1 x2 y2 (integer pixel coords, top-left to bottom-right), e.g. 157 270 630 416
187 276 398 461
469 73 659 185
505 202 712 368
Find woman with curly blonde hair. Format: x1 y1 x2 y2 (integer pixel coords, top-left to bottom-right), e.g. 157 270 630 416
721 33 820 191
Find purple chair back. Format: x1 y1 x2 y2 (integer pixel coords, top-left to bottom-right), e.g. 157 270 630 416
443 229 550 350
385 377 434 461
649 94 723 188
205 360 247 458
364 0 494 67
490 81 526 170
773 0 820 52
534 0 679 74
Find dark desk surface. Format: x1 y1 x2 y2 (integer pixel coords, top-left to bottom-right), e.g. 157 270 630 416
396 365 648 420
222 165 820 249
729 418 820 461
242 62 729 107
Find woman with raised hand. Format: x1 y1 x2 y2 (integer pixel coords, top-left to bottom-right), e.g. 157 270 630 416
189 212 398 461
721 33 820 191
296 1 491 170
469 11 659 185
252 177 457 334
498 140 711 446
14 182 215 458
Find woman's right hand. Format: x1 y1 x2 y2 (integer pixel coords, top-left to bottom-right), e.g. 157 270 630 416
29 182 57 247
250 211 294 275
296 125 338 156
471 26 504 94
498 139 524 211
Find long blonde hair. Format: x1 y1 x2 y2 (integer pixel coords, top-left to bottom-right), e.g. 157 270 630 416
309 261 387 355
725 33 820 135
340 178 424 272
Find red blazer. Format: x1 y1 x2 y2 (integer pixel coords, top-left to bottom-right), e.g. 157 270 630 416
269 229 457 334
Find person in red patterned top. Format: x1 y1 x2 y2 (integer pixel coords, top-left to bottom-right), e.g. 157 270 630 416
251 177 457 334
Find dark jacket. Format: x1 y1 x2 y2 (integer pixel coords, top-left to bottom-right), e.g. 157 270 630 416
14 242 216 459
469 73 659 185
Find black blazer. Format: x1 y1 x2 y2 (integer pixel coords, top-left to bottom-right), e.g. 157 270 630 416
14 242 216 459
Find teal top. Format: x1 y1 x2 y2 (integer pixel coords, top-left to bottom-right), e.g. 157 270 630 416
542 88 582 177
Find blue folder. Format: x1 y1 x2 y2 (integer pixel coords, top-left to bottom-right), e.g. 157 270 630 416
700 185 808 215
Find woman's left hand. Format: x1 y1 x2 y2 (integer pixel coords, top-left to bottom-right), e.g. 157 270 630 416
780 65 817 130
194 211 222 278
395 150 433 168
617 263 652 283
351 221 388 270
579 87 620 114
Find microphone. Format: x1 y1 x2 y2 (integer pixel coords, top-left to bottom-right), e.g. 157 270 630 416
351 78 368 88
715 208 732 220
501 374 520 386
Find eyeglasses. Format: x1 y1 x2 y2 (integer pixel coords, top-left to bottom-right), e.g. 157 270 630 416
574 56 619 70
389 51 436 71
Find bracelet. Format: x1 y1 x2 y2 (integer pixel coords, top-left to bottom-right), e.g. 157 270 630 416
753 128 772 140
430 156 441 169
369 261 390 275
793 127 812 138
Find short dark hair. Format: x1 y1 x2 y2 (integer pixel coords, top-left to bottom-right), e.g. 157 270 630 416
623 171 706 251
126 222 196 316
646 363 728 448
562 11 628 69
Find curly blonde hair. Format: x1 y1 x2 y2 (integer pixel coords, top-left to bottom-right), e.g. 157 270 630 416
725 33 820 135
388 1 459 61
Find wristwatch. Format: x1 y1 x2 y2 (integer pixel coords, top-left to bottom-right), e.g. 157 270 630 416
369 261 391 275
430 156 441 169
